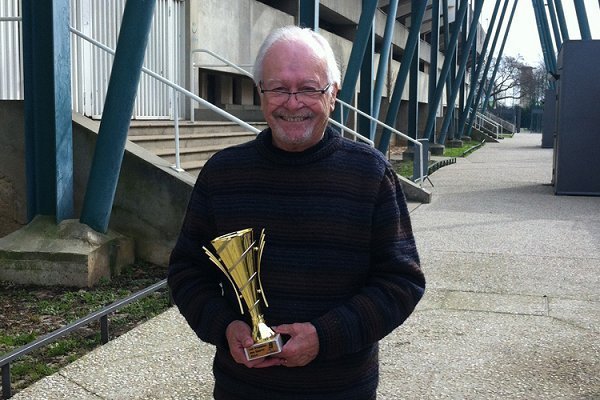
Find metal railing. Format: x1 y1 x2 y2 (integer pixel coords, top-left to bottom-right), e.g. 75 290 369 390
474 111 502 139
484 111 516 133
0 279 168 399
336 100 425 185
69 28 262 172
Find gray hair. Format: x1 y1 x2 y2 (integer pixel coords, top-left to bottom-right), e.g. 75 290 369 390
253 26 341 88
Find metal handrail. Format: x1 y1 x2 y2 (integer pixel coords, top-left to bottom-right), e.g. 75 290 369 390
69 27 261 172
0 279 168 399
484 111 515 133
474 111 501 138
336 100 425 185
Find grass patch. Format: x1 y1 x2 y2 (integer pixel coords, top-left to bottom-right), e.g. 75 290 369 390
443 139 483 158
0 261 169 397
390 139 484 180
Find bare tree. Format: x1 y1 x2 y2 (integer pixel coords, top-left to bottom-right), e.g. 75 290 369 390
485 55 527 109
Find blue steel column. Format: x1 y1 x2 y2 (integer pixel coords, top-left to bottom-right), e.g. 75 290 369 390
22 0 73 223
377 1 428 153
532 0 557 76
358 21 374 138
546 0 563 51
408 11 420 142
438 0 484 144
428 0 440 138
481 0 519 115
464 0 511 137
538 0 558 71
553 0 570 41
333 0 378 124
422 0 470 142
298 0 319 31
459 0 503 137
371 0 399 141
574 0 592 40
80 0 157 233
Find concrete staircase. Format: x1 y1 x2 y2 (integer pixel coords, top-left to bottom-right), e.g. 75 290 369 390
128 120 267 176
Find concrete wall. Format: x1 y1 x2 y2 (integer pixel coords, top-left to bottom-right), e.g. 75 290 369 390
0 101 27 237
0 101 194 266
189 0 447 105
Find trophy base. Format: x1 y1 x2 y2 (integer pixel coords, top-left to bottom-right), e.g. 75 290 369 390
244 334 283 361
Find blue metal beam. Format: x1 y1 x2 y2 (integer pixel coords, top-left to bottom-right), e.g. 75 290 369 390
464 0 511 137
22 0 73 223
427 0 440 137
553 0 570 41
459 0 503 137
358 22 374 138
377 1 428 153
481 0 520 115
574 0 592 40
532 0 557 76
333 0 378 124
438 0 485 144
546 0 563 51
371 0 399 140
80 0 156 233
298 0 319 31
408 4 420 142
422 0 470 142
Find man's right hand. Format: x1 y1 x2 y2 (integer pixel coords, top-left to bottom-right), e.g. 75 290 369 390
225 320 283 368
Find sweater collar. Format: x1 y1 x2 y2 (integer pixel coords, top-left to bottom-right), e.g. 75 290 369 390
255 126 342 165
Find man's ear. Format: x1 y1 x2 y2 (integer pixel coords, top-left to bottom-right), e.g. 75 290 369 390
329 85 339 111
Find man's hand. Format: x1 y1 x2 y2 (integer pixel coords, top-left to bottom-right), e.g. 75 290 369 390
225 320 281 368
273 322 319 367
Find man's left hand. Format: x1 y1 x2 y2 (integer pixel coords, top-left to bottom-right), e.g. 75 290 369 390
273 322 319 367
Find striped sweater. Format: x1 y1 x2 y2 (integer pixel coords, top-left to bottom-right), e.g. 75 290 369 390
168 127 425 399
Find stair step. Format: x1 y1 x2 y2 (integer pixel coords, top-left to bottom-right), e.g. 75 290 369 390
154 145 225 157
129 131 255 142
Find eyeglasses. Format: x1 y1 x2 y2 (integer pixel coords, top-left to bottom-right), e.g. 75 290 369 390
259 82 331 105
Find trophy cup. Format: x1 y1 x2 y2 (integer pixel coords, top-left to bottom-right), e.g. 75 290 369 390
203 228 283 360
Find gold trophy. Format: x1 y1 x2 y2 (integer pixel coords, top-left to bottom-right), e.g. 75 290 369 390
203 228 283 360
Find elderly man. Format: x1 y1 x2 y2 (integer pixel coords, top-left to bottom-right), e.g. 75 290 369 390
168 25 425 399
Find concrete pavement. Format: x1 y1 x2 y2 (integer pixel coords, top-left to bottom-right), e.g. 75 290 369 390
12 132 600 399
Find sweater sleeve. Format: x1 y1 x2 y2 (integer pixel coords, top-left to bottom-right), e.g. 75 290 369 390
311 166 425 360
167 172 239 349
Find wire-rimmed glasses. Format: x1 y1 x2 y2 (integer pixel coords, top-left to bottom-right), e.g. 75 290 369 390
259 81 331 105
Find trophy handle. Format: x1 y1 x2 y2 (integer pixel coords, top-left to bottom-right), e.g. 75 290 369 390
203 247 246 315
256 229 269 308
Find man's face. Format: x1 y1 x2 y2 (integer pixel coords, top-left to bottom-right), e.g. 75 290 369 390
259 40 337 152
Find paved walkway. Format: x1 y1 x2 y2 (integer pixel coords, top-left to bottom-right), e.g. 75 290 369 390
13 132 600 399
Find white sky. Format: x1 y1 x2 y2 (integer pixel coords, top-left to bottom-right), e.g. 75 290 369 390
480 0 600 66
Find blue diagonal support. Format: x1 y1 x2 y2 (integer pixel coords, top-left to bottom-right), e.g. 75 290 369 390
333 0 378 124
427 0 440 136
358 22 374 138
22 0 73 223
481 0 520 115
546 0 563 51
532 0 557 76
422 0 470 142
377 1 428 153
553 0 570 41
465 0 511 137
80 0 157 233
574 0 592 40
458 0 503 137
371 0 399 141
438 0 485 144
299 0 319 31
